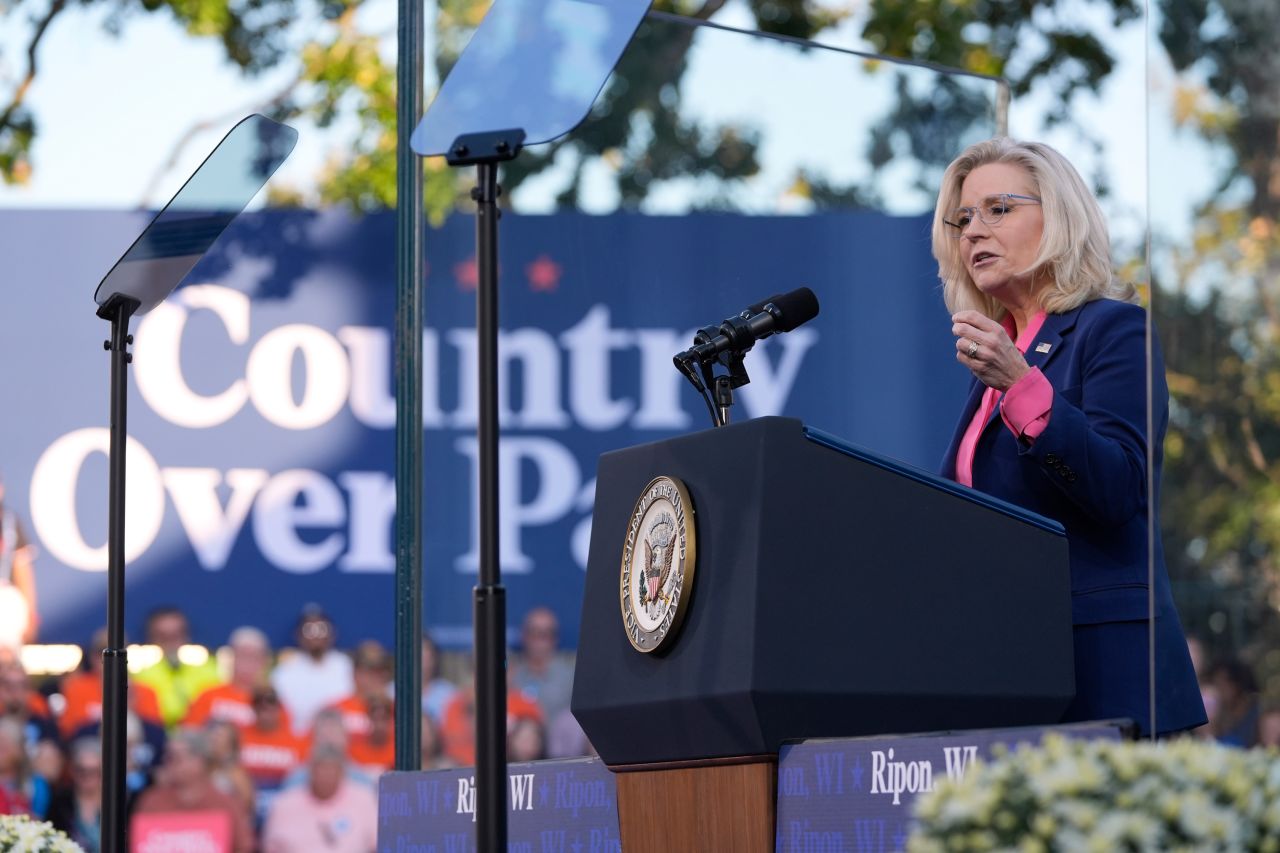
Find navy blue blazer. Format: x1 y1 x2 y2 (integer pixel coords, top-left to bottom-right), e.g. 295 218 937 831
940 298 1206 735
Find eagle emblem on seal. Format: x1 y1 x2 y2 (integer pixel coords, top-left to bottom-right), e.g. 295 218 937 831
642 512 676 610
620 476 697 653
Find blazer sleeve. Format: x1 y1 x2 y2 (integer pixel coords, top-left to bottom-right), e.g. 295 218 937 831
1014 302 1163 527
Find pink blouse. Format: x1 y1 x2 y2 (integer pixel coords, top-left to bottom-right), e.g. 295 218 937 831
955 310 1053 487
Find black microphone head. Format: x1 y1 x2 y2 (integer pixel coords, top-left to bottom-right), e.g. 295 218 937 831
768 287 819 332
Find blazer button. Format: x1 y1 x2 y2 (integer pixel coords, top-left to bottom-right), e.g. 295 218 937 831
1046 452 1059 464
1066 471 1077 482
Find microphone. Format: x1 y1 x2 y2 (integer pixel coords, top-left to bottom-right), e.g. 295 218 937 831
675 287 820 368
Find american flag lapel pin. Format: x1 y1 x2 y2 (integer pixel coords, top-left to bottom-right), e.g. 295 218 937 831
1035 342 1052 354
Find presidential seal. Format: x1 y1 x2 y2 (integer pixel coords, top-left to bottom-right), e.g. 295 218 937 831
619 475 697 653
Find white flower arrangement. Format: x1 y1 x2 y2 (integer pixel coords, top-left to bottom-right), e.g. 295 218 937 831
0 815 84 853
908 734 1280 852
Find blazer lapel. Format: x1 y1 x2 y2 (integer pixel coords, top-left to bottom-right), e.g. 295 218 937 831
941 304 1088 478
1023 305 1082 376
980 306 1084 432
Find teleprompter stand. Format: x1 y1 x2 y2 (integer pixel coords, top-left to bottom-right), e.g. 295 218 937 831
446 128 525 851
96 292 139 853
90 115 296 852
407 2 650 848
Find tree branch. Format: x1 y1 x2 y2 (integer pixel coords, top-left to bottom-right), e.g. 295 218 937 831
1240 415 1268 473
135 72 303 208
0 0 69 132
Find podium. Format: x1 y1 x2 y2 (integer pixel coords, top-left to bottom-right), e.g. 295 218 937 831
571 417 1074 850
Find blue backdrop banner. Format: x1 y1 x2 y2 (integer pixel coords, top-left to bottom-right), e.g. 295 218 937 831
3 209 966 650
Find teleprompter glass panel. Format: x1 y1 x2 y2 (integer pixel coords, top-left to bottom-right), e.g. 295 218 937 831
411 0 651 157
94 114 298 315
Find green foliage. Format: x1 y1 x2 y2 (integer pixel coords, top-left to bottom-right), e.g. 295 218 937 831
856 0 1139 189
1158 0 1280 218
862 0 1140 97
1148 1 1280 684
0 0 1141 209
133 0 299 72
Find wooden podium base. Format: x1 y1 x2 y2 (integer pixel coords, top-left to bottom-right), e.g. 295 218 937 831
613 756 777 852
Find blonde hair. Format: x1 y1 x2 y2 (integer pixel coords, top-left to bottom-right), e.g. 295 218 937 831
932 137 1135 317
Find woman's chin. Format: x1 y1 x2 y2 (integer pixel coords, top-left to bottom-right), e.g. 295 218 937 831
973 276 1013 302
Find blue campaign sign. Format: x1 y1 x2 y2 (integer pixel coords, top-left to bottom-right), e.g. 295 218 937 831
377 757 619 851
774 722 1126 853
3 208 966 650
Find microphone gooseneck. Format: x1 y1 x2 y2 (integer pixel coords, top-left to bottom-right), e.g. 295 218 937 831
672 287 820 428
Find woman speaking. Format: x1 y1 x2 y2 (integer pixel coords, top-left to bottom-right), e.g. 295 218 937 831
934 137 1205 737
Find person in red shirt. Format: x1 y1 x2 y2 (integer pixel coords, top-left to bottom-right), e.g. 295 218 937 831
59 628 164 739
325 640 392 739
346 692 393 775
133 727 254 853
440 675 543 767
185 627 279 729
237 686 306 824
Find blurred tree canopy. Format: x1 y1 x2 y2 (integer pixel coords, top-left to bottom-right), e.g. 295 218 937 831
1152 0 1280 685
0 0 1145 214
0 0 851 218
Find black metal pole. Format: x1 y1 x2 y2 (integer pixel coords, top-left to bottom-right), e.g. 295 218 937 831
474 159 507 852
392 0 424 771
98 293 139 853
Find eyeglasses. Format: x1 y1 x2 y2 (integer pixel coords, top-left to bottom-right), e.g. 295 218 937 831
300 621 331 640
943 193 1041 236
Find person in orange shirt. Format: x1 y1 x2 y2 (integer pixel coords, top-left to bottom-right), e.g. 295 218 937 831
185 627 279 729
346 692 393 775
58 628 163 740
440 675 543 767
237 686 307 825
325 640 392 739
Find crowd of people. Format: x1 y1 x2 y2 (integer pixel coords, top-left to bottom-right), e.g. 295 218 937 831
0 603 587 852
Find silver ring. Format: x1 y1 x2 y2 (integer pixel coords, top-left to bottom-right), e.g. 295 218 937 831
967 340 979 358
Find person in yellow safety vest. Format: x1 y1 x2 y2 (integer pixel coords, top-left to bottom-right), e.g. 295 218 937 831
132 606 221 728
